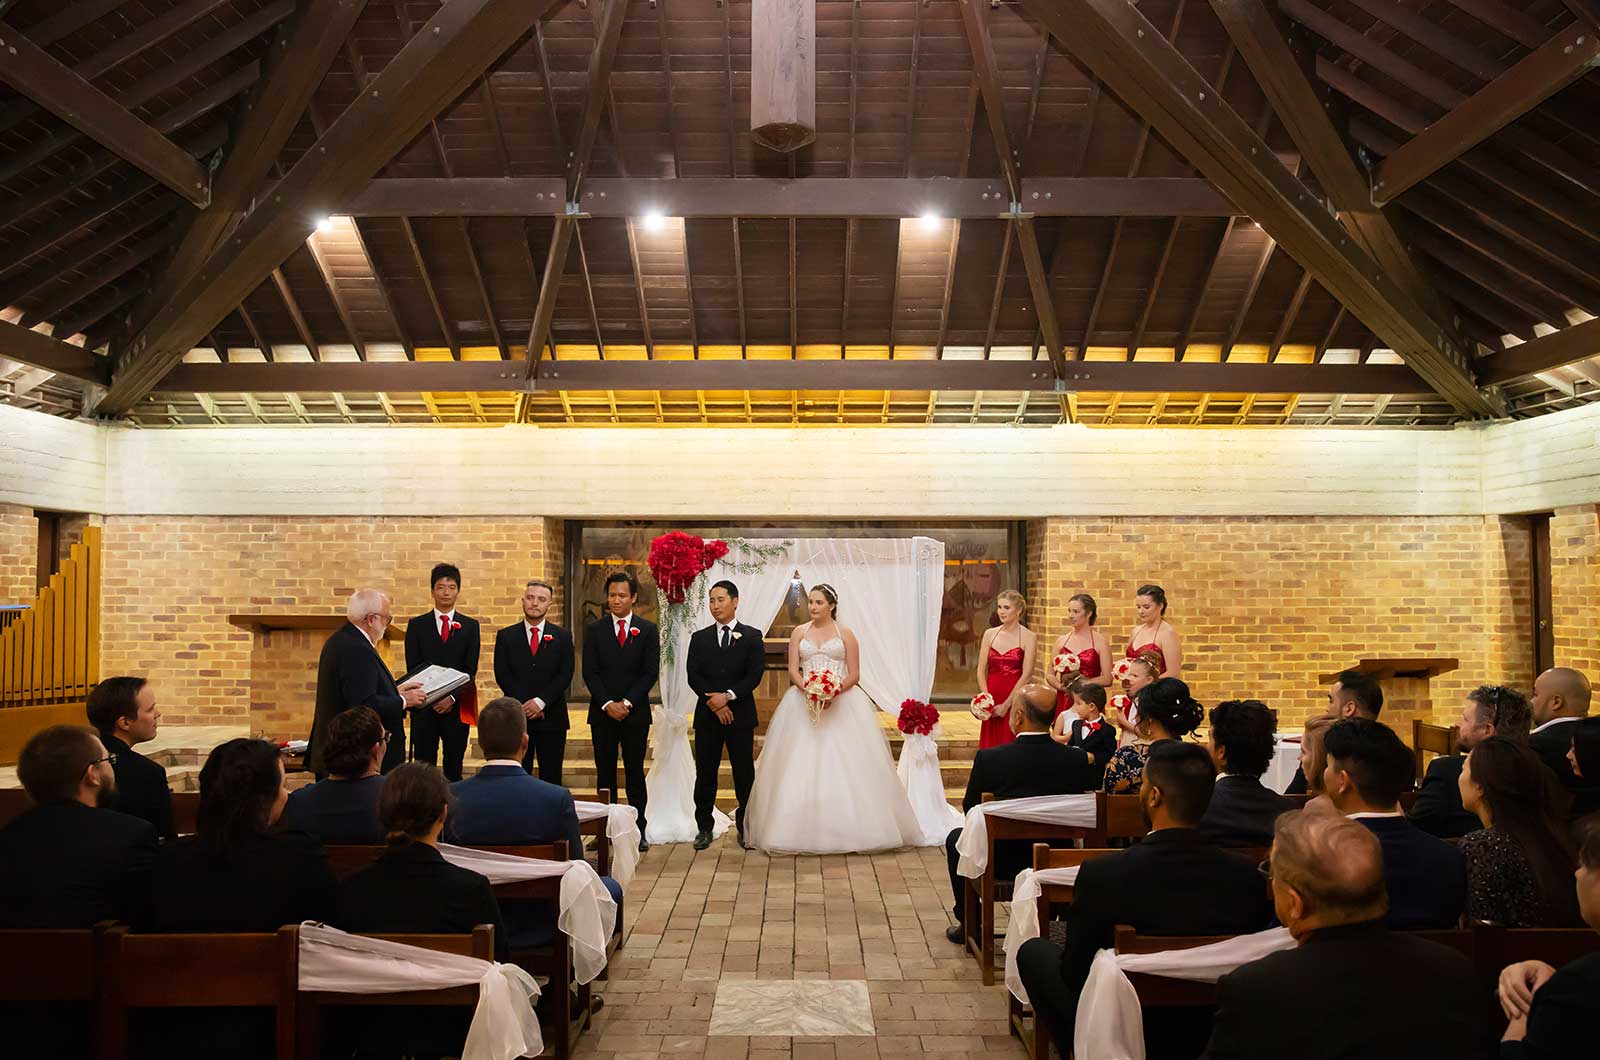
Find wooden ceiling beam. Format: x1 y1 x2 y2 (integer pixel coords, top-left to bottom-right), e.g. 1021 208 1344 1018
1373 23 1600 203
1176 218 1236 360
101 0 564 415
270 268 322 360
349 218 415 357
155 356 1434 396
1480 318 1600 385
956 0 1021 199
303 238 368 360
1 198 183 308
399 218 457 357
457 219 505 357
0 319 109 386
130 0 368 344
1269 271 1314 362
1129 219 1180 357
981 221 1015 359
21 229 178 329
624 218 656 358
1023 0 1496 415
1222 237 1277 359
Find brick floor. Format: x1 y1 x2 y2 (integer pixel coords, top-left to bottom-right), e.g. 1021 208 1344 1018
579 837 1027 1060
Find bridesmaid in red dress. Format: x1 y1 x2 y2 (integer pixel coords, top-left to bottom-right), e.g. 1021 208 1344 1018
1047 593 1112 719
974 590 1037 749
1112 584 1185 744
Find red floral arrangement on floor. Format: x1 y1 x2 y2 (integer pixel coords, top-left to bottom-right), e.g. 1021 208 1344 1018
647 531 731 603
897 699 941 736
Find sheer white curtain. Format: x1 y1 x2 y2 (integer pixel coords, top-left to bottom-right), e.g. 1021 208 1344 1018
795 537 962 844
645 541 796 844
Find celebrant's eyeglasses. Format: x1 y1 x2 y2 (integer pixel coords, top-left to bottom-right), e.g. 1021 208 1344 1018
1256 859 1273 881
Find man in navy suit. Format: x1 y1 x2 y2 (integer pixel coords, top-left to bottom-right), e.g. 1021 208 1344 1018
308 589 426 777
583 571 659 851
404 563 482 782
445 698 622 948
1199 699 1293 848
686 579 768 850
493 579 575 784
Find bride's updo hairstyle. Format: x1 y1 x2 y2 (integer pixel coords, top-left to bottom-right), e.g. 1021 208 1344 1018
1137 677 1204 739
811 583 839 619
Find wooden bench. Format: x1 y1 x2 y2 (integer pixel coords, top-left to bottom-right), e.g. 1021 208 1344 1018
1413 718 1458 782
1 924 104 1058
963 793 1106 986
171 790 198 835
97 924 300 1060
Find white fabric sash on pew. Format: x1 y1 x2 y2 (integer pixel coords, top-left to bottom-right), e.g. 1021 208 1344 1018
954 793 1098 878
298 922 542 1060
1001 865 1083 1002
1071 926 1296 1060
573 800 641 888
437 843 617 984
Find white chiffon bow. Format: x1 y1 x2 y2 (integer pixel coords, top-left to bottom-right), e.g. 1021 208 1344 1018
298 922 543 1060
1001 865 1083 1002
437 843 617 984
1071 927 1296 1060
954 793 1098 877
573 800 642 888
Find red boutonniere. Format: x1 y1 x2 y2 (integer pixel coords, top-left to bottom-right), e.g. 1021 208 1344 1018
1085 720 1102 733
542 634 555 643
450 620 462 632
628 625 640 638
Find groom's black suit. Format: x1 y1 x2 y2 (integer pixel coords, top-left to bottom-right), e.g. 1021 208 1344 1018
686 620 767 835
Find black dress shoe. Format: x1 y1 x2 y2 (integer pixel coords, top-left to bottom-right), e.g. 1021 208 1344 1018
638 838 650 853
945 924 965 945
692 830 712 850
737 827 748 850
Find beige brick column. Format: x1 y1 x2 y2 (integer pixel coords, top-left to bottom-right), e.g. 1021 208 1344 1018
1550 504 1600 675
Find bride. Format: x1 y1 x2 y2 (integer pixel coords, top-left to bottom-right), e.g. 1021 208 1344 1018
744 584 922 854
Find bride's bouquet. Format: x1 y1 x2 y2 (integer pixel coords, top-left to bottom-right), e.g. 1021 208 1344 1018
803 670 841 723
969 690 997 720
1051 649 1082 678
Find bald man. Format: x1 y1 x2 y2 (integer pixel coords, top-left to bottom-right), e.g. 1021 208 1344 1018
1529 668 1593 796
1202 811 1485 1059
306 589 426 777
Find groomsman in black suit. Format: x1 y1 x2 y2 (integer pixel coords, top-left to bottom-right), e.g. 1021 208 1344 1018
493 579 576 783
583 571 659 851
308 589 426 777
687 580 768 851
404 563 481 782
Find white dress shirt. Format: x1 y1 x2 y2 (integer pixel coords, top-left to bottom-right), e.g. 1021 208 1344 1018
1531 715 1579 735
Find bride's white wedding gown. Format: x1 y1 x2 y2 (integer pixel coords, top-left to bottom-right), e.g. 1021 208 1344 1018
744 635 922 854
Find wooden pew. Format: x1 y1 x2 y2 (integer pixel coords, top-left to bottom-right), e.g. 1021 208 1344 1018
295 924 496 1060
1413 718 1458 782
97 924 299 1060
171 790 198 835
963 793 1106 985
0 925 104 1058
0 787 31 828
1096 792 1148 843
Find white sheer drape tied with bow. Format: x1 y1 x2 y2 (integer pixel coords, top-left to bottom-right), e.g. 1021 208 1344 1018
572 800 641 888
1002 865 1083 1002
954 794 1098 877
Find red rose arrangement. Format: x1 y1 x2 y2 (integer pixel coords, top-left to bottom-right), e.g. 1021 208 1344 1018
897 699 941 737
1051 649 1082 678
802 670 841 723
647 531 731 603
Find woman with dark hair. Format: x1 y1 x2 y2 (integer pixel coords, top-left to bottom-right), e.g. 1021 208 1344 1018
1102 677 1204 794
1569 716 1600 787
1125 583 1183 678
1047 592 1112 720
146 738 335 933
1458 737 1581 927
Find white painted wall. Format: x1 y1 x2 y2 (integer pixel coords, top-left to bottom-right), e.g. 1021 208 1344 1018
3 400 1598 517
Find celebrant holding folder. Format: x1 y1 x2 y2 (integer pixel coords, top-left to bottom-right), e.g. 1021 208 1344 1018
403 563 482 781
308 588 427 777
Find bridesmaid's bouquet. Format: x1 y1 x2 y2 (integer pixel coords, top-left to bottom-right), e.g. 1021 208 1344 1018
1110 658 1135 683
969 691 997 719
803 670 841 723
896 699 941 737
1051 649 1082 678
1108 693 1132 724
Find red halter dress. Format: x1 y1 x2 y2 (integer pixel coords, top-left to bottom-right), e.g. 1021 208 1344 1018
978 643 1027 749
1053 643 1103 718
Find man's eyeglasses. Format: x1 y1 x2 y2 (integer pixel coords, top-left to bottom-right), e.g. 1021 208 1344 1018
93 753 118 766
1257 858 1273 881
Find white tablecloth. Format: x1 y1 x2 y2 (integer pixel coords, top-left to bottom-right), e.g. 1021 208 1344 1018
299 922 543 1060
1265 733 1302 794
953 794 1098 878
437 843 617 984
1002 866 1083 1002
573 800 641 888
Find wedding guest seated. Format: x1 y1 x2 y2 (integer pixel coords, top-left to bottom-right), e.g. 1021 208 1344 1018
145 737 336 932
1201 811 1484 1059
1102 677 1204 794
1322 718 1466 929
1296 715 1334 810
446 697 622 949
1457 738 1580 927
1199 699 1292 848
1412 685 1532 840
1497 816 1600 1057
1017 742 1271 1058
85 675 173 840
334 763 511 1058
1052 681 1116 781
1285 669 1383 794
280 706 386 843
1570 716 1600 796
1530 667 1600 818
0 725 156 927
944 683 1097 945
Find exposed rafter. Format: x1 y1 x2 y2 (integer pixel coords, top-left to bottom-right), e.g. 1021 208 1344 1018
1480 318 1600 385
0 320 109 385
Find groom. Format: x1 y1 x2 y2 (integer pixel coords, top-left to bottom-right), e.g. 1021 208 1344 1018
687 579 767 850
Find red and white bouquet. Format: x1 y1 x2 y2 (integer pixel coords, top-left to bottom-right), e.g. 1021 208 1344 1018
1110 658 1135 683
1108 693 1131 721
1052 649 1082 678
897 698 941 737
803 670 841 723
970 690 997 719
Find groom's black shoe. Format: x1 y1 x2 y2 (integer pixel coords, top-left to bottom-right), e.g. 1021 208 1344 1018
638 838 650 853
945 924 965 945
693 830 712 851
737 826 747 850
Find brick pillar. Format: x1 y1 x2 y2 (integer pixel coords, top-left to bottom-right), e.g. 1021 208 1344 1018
0 504 37 604
1550 504 1600 675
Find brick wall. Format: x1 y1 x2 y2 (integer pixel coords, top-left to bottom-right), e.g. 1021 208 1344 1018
1550 504 1600 675
97 516 559 730
1022 515 1537 729
0 504 35 604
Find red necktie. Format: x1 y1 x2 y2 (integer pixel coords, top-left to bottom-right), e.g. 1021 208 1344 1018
439 614 451 644
529 626 540 657
617 618 627 647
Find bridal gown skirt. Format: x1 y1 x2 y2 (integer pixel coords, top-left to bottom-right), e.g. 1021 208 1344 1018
744 685 923 855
